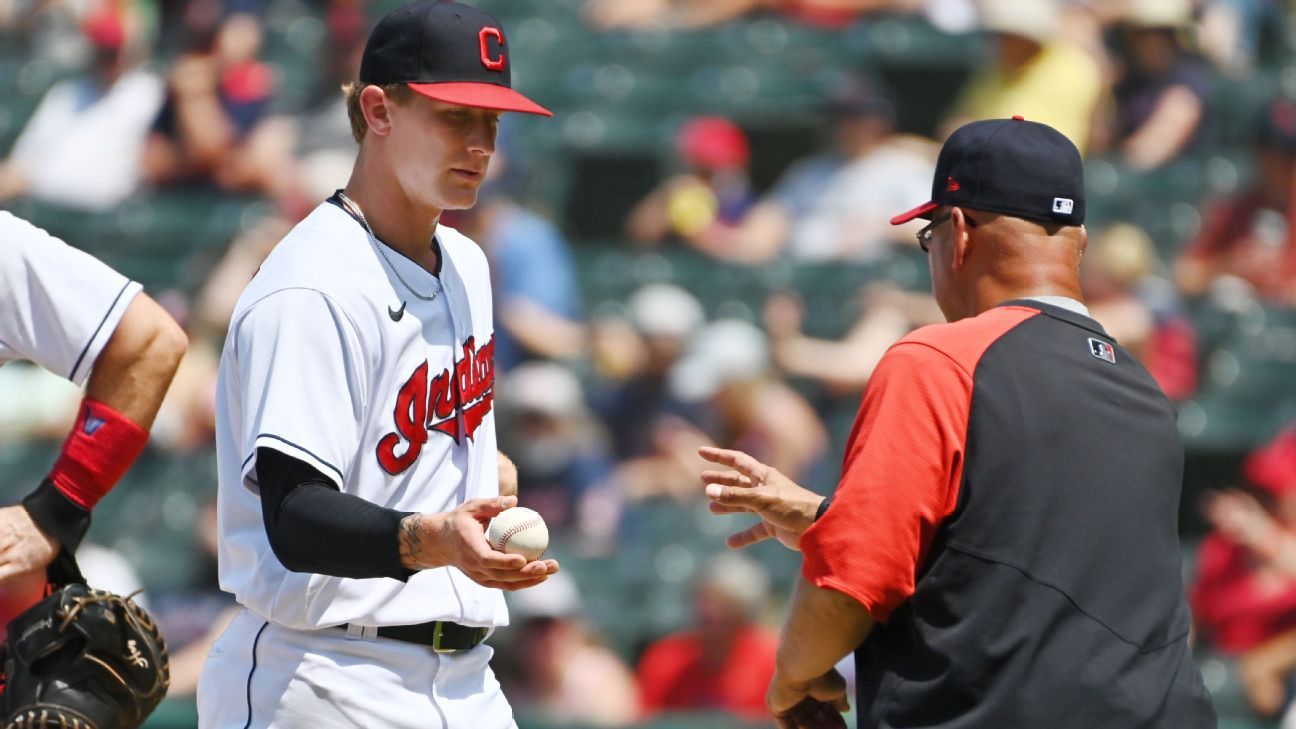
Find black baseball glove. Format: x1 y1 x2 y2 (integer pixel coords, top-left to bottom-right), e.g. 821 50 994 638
0 579 170 729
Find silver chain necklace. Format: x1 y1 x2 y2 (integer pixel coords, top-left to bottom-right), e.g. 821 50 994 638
337 191 441 302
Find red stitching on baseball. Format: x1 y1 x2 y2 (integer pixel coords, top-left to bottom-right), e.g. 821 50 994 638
495 517 543 553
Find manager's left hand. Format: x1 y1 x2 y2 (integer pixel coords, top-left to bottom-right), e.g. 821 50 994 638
769 668 849 729
699 446 824 551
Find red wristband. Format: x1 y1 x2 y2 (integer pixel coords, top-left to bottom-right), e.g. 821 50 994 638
48 399 149 510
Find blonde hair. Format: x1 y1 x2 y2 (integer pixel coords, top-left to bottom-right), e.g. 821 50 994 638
343 82 415 144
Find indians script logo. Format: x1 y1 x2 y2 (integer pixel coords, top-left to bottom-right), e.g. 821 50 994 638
376 335 495 474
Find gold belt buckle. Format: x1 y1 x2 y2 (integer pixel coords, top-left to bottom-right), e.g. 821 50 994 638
431 621 452 653
431 622 487 653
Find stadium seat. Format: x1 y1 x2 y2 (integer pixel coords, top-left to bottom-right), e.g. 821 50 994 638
1180 305 1296 452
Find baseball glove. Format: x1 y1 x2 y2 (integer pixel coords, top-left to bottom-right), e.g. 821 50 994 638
0 582 170 729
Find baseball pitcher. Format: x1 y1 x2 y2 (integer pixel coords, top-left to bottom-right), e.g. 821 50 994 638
197 3 559 727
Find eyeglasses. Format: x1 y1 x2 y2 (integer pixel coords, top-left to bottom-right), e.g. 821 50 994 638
916 209 977 252
916 212 950 252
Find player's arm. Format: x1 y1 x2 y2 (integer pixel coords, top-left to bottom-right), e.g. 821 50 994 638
84 293 190 428
257 448 556 589
767 576 869 725
498 451 518 497
6 294 187 582
770 341 969 726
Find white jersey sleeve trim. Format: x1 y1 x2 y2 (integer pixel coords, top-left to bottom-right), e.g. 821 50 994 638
0 212 143 386
228 287 369 500
246 433 347 490
69 279 143 386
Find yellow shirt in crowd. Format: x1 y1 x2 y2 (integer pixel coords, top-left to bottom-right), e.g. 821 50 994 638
953 41 1103 154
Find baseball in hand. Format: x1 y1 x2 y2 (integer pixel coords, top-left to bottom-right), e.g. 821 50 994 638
486 507 549 561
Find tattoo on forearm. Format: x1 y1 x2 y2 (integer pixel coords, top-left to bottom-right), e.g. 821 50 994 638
399 514 424 568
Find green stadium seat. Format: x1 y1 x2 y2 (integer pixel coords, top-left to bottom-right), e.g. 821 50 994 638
0 441 61 504
141 698 199 729
1180 305 1296 452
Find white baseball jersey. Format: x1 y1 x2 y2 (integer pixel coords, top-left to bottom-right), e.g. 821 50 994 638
213 200 505 631
0 211 142 385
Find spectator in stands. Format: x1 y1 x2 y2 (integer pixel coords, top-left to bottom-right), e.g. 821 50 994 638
1192 424 1296 721
1200 0 1283 76
156 498 238 697
193 216 291 339
944 0 1103 153
710 74 934 264
1105 0 1211 171
637 552 778 720
593 284 711 461
1175 97 1296 306
593 286 717 505
668 319 828 485
1083 222 1198 401
763 284 941 394
141 11 303 215
626 116 757 255
496 362 615 532
450 147 586 371
585 0 925 30
291 0 369 202
496 573 640 727
146 291 222 452
0 10 163 211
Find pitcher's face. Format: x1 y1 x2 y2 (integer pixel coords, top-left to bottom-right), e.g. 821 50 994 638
386 95 500 212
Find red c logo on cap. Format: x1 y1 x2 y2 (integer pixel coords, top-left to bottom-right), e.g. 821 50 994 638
479 27 505 72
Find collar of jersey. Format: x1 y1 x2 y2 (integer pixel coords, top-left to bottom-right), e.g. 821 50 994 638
325 192 444 280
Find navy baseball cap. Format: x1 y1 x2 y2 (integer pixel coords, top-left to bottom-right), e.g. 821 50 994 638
360 0 552 117
891 116 1085 226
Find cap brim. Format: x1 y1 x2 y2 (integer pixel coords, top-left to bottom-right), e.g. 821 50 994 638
890 201 939 225
408 82 553 117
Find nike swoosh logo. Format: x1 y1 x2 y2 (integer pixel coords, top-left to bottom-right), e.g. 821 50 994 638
388 302 407 322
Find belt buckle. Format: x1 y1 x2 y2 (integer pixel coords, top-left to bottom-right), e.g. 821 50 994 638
431 621 453 653
431 622 488 653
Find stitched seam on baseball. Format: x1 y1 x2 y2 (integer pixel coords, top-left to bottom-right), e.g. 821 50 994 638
496 517 544 552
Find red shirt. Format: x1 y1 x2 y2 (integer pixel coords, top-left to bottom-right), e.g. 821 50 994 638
801 306 1037 621
636 625 777 719
1183 191 1296 302
1191 532 1296 653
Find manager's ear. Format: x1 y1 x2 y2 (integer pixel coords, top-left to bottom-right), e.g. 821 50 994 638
951 206 973 272
361 85 395 138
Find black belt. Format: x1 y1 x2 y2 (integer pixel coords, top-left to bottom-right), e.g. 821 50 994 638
339 621 489 652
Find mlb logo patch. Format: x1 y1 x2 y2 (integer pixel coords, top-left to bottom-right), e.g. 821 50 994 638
1052 197 1074 215
1088 338 1116 364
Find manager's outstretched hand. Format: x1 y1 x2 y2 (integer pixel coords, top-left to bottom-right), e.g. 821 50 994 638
698 446 826 552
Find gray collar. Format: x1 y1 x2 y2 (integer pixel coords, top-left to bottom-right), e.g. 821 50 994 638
1022 295 1090 317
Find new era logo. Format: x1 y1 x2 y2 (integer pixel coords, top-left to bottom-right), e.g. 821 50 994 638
1052 197 1074 215
1088 338 1116 364
946 177 961 192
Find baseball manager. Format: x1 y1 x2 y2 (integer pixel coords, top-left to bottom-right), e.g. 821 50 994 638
700 117 1218 728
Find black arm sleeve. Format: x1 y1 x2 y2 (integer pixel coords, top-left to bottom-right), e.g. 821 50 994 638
256 447 416 581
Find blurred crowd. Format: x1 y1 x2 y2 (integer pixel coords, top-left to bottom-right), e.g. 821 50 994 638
3 0 1296 726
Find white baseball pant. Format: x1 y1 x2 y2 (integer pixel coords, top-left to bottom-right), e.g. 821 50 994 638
197 608 517 728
